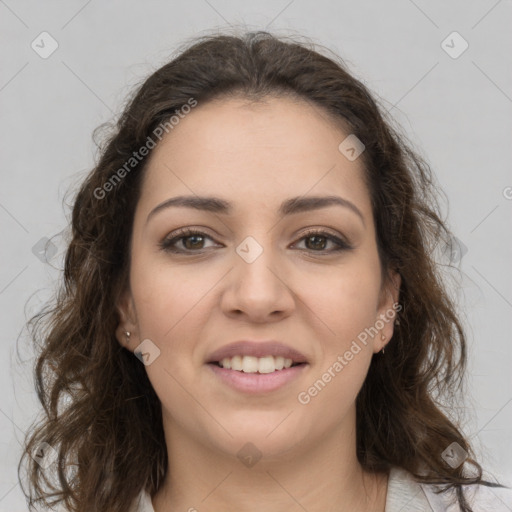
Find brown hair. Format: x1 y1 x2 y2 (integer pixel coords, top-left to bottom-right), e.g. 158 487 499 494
18 30 501 512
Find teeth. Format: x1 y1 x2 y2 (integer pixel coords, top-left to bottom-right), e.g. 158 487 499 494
274 356 285 370
231 355 242 371
258 356 275 374
218 355 294 373
243 356 259 373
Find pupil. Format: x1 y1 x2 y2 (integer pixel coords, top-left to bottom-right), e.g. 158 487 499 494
185 235 203 249
307 235 326 250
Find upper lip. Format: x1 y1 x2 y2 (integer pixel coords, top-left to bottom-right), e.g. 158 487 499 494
206 341 308 364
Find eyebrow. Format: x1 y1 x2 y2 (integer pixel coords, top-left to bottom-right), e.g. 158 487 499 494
146 194 365 226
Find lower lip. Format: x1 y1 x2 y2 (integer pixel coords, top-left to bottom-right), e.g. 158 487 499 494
207 363 308 393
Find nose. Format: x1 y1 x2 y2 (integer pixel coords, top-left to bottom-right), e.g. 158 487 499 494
220 240 295 323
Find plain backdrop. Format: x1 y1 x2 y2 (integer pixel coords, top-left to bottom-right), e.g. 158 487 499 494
1 1 511 510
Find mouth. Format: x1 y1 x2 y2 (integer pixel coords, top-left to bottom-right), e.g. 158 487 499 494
205 341 309 393
207 360 308 394
208 355 306 374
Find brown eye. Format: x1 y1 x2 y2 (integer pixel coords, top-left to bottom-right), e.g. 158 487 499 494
182 234 206 250
305 234 328 251
295 230 352 253
159 228 352 255
159 230 218 253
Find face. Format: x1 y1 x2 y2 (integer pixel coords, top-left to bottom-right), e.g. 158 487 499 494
116 95 400 460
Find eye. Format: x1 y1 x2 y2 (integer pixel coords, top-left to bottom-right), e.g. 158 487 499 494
292 229 353 253
159 228 353 254
159 229 219 253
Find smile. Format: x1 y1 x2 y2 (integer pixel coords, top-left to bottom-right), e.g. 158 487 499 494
215 355 300 373
207 359 308 393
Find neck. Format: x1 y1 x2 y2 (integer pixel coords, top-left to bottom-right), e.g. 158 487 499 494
151 408 389 512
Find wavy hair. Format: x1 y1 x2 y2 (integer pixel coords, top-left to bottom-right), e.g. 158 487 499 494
19 30 501 512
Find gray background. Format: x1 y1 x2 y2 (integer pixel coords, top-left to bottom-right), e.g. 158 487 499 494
1 0 511 509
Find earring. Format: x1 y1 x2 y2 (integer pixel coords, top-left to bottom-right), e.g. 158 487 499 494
395 306 401 326
125 331 131 345
381 333 386 354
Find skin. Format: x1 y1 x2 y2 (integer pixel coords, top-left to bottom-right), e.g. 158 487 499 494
116 95 401 512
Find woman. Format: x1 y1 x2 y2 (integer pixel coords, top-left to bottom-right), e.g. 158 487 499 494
19 31 510 512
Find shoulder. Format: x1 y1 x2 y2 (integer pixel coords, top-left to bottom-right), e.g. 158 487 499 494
129 471 512 512
386 466 512 512
422 479 512 512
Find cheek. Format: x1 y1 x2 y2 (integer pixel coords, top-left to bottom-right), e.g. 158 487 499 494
297 267 381 419
129 252 214 341
129 259 215 428
307 259 382 344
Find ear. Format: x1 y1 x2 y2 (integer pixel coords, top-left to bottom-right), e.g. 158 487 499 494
374 269 401 354
115 289 138 353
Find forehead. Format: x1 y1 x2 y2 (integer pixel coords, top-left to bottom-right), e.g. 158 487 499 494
139 95 372 220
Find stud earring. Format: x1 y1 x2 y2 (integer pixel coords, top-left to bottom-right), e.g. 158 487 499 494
125 331 131 345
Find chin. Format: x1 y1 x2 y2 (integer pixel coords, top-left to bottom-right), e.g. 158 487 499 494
203 411 307 461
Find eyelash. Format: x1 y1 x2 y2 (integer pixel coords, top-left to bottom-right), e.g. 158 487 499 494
158 228 353 255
